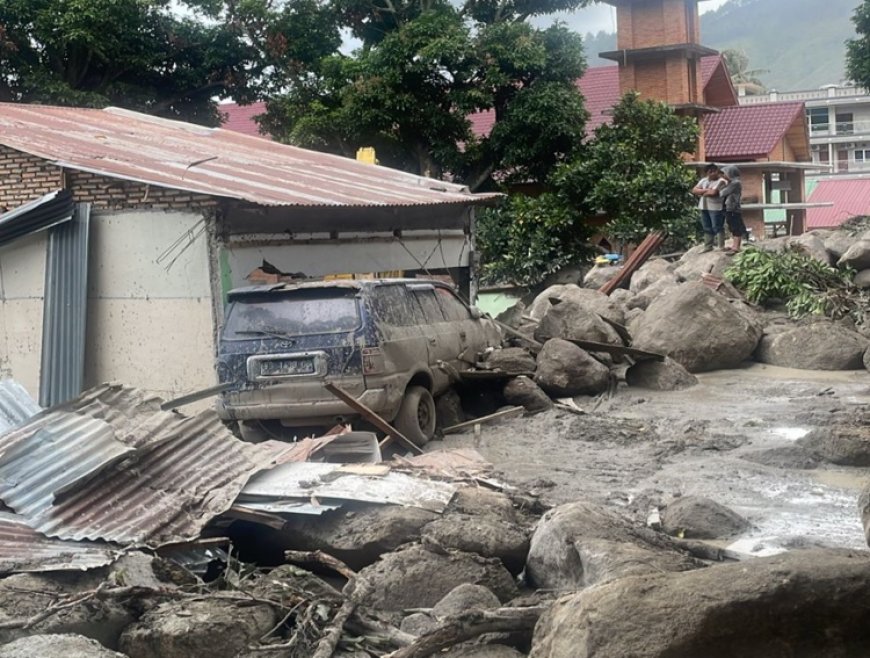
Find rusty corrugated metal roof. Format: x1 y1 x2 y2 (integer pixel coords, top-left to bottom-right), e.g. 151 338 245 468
0 512 120 574
0 385 333 547
0 104 499 208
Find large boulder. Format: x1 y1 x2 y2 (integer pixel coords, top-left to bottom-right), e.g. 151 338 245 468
422 513 531 574
755 323 869 370
432 584 501 619
659 496 750 540
119 599 276 658
530 549 870 658
631 283 763 373
824 231 857 260
625 357 698 391
503 376 553 414
534 301 623 346
673 245 732 282
632 276 682 310
854 269 870 289
865 347 870 371
534 339 611 397
630 258 677 293
280 504 439 570
798 425 870 466
527 285 625 325
354 544 518 611
838 239 870 271
485 347 537 374
582 266 619 289
0 635 127 658
525 501 700 591
759 233 832 265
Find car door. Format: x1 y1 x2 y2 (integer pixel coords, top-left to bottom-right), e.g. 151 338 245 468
434 285 489 366
407 283 462 393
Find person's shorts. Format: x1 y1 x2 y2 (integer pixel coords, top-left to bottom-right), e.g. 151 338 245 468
725 211 748 237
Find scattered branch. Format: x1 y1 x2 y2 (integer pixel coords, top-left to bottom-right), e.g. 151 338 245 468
284 550 357 581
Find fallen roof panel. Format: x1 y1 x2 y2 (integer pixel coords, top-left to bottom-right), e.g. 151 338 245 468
0 380 41 434
0 189 74 247
0 104 500 209
0 512 120 574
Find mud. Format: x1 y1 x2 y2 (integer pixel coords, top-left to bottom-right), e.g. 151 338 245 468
442 363 870 555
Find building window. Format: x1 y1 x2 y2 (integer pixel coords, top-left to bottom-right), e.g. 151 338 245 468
818 147 830 163
836 112 854 135
853 149 870 162
807 108 829 134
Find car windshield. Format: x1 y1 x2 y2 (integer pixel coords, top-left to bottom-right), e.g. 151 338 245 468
223 290 360 340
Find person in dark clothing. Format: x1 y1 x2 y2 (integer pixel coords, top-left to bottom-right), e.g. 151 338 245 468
715 165 748 253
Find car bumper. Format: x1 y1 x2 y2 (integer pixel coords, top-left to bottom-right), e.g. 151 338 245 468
216 384 392 423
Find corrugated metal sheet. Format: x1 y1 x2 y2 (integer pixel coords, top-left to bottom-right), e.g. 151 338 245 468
0 104 499 209
0 189 74 247
39 203 90 407
0 380 41 434
807 178 870 228
0 512 119 574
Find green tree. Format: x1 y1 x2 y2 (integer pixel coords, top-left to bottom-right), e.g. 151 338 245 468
847 0 870 88
259 0 591 188
0 0 340 124
722 48 768 95
556 92 699 247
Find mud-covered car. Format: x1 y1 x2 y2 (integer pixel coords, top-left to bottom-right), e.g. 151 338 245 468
215 279 502 445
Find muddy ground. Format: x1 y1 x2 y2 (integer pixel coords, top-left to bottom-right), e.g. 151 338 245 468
441 363 870 555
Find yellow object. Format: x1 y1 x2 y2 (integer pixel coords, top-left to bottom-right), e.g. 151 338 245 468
356 147 378 165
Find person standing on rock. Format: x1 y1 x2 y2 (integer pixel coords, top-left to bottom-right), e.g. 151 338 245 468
715 165 748 254
692 164 727 252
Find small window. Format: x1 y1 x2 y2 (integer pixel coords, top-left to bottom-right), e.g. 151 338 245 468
807 108 828 134
411 289 446 324
371 284 423 326
853 149 870 163
836 112 854 135
435 287 472 321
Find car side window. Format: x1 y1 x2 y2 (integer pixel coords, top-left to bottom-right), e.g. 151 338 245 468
371 285 423 326
435 287 472 321
410 289 446 324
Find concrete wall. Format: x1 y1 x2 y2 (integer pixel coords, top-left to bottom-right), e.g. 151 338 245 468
0 232 47 397
85 210 216 401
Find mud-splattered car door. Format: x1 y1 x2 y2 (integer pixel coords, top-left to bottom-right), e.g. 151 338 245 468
434 285 500 364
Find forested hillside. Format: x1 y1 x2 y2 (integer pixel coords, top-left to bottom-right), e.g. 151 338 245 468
582 0 857 91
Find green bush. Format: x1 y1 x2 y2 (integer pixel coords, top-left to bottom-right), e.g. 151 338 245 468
725 246 868 327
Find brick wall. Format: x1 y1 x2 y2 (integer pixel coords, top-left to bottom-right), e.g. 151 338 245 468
0 145 217 213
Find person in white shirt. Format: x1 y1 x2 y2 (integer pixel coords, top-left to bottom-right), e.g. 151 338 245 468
691 164 728 252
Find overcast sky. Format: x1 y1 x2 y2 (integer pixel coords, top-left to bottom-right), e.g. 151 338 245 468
560 0 730 35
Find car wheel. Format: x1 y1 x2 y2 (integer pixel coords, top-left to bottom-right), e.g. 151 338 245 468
238 420 270 443
394 385 436 447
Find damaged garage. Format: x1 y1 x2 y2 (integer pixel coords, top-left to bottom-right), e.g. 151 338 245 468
0 103 498 403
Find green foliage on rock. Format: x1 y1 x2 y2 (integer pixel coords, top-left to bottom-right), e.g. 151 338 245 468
725 247 868 327
0 0 340 124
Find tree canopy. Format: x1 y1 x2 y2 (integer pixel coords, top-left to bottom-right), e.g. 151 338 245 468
847 0 870 88
0 0 340 124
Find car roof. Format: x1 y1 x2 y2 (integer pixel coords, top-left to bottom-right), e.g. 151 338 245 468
227 278 453 299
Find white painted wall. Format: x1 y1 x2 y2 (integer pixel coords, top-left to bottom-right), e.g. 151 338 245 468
0 232 47 397
85 210 217 401
223 230 471 288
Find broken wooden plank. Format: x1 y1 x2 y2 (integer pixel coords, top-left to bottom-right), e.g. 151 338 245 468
160 382 234 411
442 406 525 435
324 382 424 455
562 338 665 362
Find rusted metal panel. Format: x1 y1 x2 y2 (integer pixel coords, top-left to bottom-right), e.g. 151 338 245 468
0 380 41 434
0 512 120 574
0 104 500 209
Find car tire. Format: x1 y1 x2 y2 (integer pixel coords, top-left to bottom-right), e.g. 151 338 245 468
238 420 270 443
394 385 436 447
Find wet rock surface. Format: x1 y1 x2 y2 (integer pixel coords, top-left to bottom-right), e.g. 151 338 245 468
485 348 537 374
755 323 869 371
531 549 870 658
673 245 732 281
631 284 762 372
503 376 553 414
534 339 611 397
798 425 870 466
0 634 128 658
422 513 530 574
659 496 750 540
528 285 625 325
838 239 870 271
432 584 500 619
625 357 698 390
534 302 622 346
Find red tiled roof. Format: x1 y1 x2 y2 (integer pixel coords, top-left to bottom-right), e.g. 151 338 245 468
700 55 721 88
577 66 621 134
468 110 496 139
220 101 269 139
807 178 870 229
702 102 804 160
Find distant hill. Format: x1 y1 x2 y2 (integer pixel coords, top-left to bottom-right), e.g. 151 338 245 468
582 0 857 91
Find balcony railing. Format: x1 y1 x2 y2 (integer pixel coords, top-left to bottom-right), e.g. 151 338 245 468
741 86 869 104
809 120 870 136
810 159 870 174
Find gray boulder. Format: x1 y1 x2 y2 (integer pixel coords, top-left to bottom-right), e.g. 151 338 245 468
534 339 611 397
354 544 518 611
759 233 832 265
486 347 537 374
527 285 625 325
525 501 700 591
422 513 530 574
530 549 870 658
446 647 525 658
436 389 466 429
625 357 698 391
860 483 870 548
401 612 437 636
609 287 639 310
660 496 750 540
503 376 553 414
865 347 870 371
582 266 619 289
755 323 869 370
631 283 763 373
630 258 677 293
0 635 127 658
854 269 870 289
824 231 857 260
119 599 276 658
673 245 732 282
798 426 870 466
534 301 623 346
632 276 681 310
432 584 500 619
838 239 870 271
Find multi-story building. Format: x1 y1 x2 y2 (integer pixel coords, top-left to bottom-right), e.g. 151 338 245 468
741 85 870 177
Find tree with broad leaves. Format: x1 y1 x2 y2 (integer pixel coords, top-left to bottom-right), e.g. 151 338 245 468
722 48 767 95
0 0 340 125
847 0 870 88
259 0 592 189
